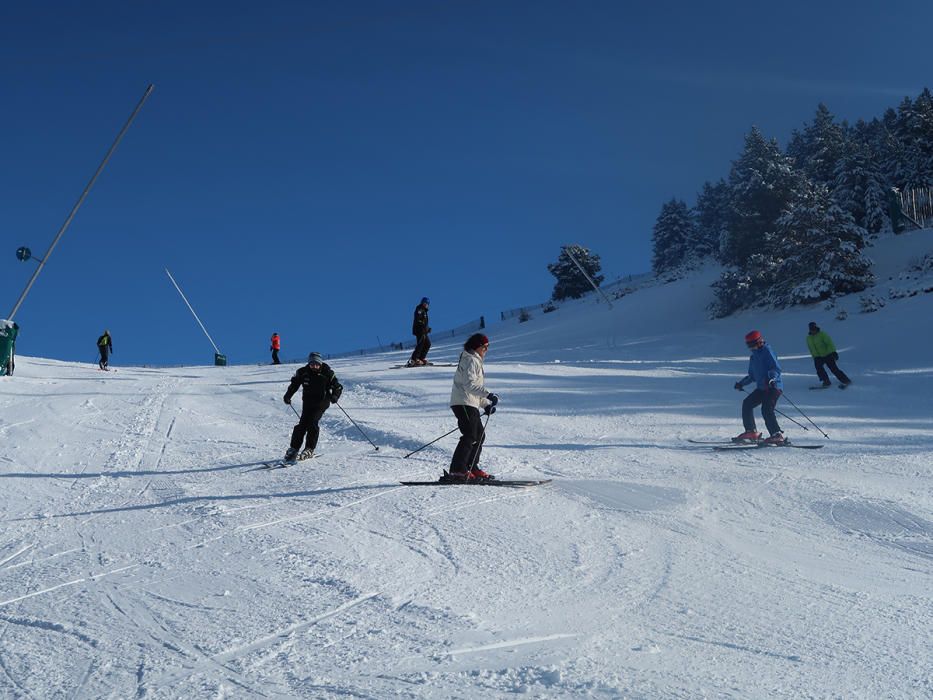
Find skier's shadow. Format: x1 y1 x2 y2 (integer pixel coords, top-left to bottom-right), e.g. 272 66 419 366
9 483 401 521
0 460 272 480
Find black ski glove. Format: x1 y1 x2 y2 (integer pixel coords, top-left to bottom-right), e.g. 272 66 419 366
831 351 839 361
734 382 744 391
484 405 496 416
283 395 291 405
486 393 499 406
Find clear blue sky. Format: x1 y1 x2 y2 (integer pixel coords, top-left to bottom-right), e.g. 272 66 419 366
2 1 930 365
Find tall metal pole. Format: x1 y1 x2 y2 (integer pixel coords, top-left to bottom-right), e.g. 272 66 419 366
564 245 613 309
164 269 222 356
8 84 155 321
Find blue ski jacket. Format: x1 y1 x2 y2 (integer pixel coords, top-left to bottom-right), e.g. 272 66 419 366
738 343 783 391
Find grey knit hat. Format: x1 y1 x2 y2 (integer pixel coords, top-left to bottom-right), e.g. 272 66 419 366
308 352 323 365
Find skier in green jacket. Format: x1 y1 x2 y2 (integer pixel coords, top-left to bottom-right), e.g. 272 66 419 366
97 330 113 371
806 322 851 388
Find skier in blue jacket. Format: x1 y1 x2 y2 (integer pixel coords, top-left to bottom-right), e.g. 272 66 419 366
733 330 785 445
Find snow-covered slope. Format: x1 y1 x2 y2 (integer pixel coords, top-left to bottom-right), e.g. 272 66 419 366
1 230 931 698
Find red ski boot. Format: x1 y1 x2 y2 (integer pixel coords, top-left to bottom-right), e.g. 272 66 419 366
470 467 494 481
760 432 786 446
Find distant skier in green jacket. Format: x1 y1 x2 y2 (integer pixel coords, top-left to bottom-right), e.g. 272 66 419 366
806 322 851 388
97 330 113 371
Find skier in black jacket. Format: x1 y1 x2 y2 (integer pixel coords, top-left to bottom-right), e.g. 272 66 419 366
282 352 343 462
407 297 432 367
97 330 113 370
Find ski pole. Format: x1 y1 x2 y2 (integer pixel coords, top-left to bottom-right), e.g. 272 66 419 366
467 412 492 472
780 391 830 439
775 407 809 432
404 426 459 458
334 402 379 451
289 403 300 418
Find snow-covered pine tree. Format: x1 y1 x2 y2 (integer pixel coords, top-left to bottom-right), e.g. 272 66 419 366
710 267 754 317
547 245 605 301
722 127 801 267
786 103 847 187
770 181 874 306
833 122 891 234
883 100 914 189
901 88 933 188
692 180 731 263
651 198 694 276
862 172 892 235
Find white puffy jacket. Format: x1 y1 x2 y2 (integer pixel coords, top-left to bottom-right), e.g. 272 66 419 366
449 350 491 408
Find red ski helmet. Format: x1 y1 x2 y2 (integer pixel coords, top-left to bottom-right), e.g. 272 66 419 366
745 330 763 348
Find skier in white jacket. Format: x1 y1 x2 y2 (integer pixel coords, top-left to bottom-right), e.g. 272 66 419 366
447 333 498 481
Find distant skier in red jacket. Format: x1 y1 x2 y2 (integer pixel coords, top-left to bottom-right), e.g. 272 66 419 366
270 333 281 365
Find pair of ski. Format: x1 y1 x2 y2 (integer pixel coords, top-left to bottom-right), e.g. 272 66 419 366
402 471 551 488
809 383 850 390
250 452 321 471
688 439 823 451
390 362 457 369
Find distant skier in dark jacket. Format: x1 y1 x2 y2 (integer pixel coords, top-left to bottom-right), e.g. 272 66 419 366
733 330 784 445
97 330 113 370
806 322 851 388
282 352 343 462
407 297 432 367
0 320 17 377
270 333 281 365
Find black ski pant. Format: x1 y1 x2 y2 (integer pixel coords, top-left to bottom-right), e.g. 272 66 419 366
410 333 431 363
742 388 782 435
450 405 485 472
98 347 110 369
290 402 328 451
814 354 850 385
271 349 280 365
